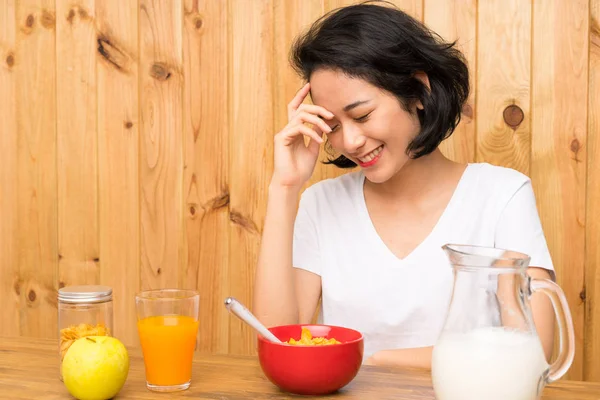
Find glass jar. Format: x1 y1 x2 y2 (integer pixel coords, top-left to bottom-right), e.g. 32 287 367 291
57 285 114 380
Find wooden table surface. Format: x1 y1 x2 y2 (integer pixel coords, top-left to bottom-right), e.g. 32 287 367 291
2 336 600 399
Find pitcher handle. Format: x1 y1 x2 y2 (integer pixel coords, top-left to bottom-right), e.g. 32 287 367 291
529 278 575 383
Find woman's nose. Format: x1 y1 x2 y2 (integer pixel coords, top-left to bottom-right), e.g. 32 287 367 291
343 128 367 154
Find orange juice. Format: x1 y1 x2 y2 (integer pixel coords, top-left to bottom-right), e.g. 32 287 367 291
137 315 199 386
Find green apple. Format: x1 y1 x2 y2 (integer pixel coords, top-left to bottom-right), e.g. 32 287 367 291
62 336 130 400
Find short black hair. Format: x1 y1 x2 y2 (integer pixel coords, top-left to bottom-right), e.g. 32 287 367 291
290 0 470 168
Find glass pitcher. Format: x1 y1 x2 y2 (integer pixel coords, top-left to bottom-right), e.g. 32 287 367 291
431 244 575 400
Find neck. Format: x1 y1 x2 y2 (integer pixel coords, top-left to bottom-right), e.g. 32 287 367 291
364 148 461 200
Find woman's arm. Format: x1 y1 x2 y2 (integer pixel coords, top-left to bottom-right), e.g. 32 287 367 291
526 266 556 361
253 83 331 327
365 346 433 369
253 184 321 327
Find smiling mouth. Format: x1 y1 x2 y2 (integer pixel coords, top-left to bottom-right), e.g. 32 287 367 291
357 145 384 164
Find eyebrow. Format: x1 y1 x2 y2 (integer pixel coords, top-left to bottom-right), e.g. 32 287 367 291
343 100 371 112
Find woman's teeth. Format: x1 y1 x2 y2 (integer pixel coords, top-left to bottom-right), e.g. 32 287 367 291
358 146 383 163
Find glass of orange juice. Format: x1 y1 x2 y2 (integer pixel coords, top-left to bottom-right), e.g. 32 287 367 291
135 289 200 392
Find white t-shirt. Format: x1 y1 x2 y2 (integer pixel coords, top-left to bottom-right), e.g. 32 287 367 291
292 162 554 360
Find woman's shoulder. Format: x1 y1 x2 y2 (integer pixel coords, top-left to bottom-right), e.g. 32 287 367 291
459 162 536 216
300 170 363 200
297 170 363 214
465 162 531 192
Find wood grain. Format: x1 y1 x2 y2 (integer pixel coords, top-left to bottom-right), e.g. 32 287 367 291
182 0 230 354
531 0 589 381
139 0 184 291
424 0 476 164
96 1 140 345
229 0 274 355
15 0 58 338
325 0 423 21
585 0 600 382
56 0 99 288
96 0 140 346
3 336 600 399
0 0 19 336
476 0 531 174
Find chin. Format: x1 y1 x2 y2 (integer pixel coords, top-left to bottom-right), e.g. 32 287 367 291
362 161 408 184
362 168 395 184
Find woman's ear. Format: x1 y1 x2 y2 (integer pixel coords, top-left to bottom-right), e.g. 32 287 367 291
413 71 430 110
414 71 431 90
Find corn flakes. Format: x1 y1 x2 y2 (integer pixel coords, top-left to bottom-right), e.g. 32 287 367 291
285 327 341 346
59 323 110 360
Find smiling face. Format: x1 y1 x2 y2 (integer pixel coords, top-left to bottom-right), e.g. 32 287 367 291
309 69 422 184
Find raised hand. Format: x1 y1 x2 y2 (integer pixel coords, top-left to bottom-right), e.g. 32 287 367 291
271 83 334 189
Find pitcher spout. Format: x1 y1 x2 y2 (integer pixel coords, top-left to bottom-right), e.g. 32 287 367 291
441 244 530 272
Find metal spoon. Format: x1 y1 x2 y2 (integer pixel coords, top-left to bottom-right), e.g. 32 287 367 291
224 297 282 344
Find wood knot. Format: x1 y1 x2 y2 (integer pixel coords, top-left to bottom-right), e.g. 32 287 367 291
67 9 75 23
13 279 21 296
93 257 100 262
124 121 133 129
570 138 582 163
150 63 172 81
210 191 230 210
58 281 66 289
68 7 91 24
230 210 260 235
25 14 34 28
78 8 89 19
157 268 162 275
591 18 600 52
189 206 196 216
198 189 230 213
186 10 205 33
503 105 524 130
461 104 473 120
6 53 14 68
28 290 36 302
580 287 586 302
194 16 203 31
97 35 130 73
570 138 581 154
41 10 56 29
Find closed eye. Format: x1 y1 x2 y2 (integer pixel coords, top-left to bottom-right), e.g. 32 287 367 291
327 111 372 133
354 112 372 122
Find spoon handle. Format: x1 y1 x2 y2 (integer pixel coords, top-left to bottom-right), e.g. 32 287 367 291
224 297 282 343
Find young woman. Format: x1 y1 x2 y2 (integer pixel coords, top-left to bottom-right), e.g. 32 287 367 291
253 1 555 369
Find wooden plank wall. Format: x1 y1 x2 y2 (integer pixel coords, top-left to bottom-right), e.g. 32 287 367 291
0 0 598 382
531 0 589 378
586 0 600 382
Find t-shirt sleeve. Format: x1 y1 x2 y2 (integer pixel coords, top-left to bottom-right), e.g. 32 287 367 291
292 191 322 276
494 179 555 280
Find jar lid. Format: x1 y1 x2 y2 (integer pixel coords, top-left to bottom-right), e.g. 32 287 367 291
58 285 113 304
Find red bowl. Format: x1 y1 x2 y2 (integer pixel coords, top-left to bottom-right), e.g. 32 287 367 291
257 324 364 395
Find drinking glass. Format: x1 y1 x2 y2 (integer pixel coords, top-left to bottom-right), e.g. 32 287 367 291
135 289 200 392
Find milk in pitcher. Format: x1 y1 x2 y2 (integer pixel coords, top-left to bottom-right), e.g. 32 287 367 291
432 327 549 400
